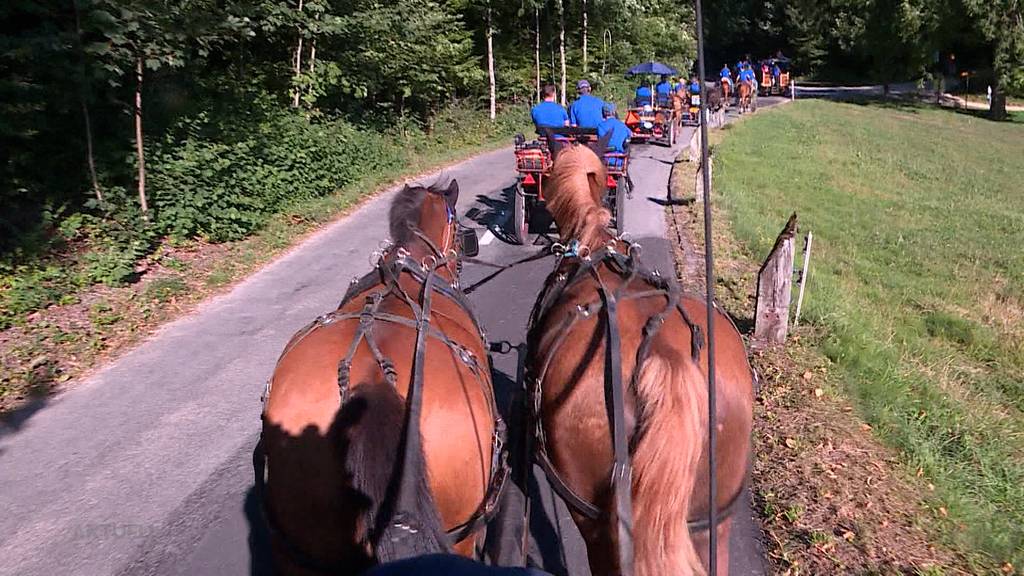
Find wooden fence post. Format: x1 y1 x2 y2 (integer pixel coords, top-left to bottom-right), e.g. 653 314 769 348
694 152 712 202
754 213 798 346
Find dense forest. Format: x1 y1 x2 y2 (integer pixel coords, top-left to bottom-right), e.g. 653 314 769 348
0 0 1020 325
0 0 695 316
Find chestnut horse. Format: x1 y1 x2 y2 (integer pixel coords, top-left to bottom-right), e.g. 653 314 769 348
257 181 506 575
526 137 754 576
720 77 731 107
737 80 752 114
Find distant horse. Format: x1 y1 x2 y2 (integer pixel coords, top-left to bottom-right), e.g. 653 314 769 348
258 181 506 575
720 78 731 107
737 81 752 114
526 135 754 576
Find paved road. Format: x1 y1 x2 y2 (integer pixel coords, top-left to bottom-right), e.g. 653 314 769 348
0 100 781 576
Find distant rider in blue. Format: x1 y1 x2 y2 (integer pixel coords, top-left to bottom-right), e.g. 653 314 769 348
569 79 605 129
721 64 733 86
530 83 569 133
688 76 702 95
596 104 632 159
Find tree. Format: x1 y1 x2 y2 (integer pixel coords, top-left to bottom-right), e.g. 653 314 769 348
960 0 1024 119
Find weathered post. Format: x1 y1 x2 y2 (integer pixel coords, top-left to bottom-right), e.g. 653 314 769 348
754 213 798 346
793 230 813 327
694 153 712 202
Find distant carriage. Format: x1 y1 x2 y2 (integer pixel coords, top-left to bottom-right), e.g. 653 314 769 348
510 130 628 245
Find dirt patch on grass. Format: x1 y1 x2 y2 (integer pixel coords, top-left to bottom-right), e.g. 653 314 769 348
665 158 975 575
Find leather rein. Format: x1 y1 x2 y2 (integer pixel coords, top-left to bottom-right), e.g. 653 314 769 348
255 230 509 573
525 238 744 573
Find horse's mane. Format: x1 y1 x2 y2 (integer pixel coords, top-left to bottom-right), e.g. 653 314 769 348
546 144 610 249
388 182 447 246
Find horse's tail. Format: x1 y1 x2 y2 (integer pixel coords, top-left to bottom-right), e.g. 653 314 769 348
631 354 708 576
343 381 450 564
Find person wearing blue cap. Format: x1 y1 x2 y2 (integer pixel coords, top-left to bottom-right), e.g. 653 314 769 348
568 79 605 129
596 103 632 157
530 83 569 133
655 74 674 106
634 82 653 106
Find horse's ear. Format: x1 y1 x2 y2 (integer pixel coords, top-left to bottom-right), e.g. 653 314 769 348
445 179 459 203
546 131 565 162
590 130 613 157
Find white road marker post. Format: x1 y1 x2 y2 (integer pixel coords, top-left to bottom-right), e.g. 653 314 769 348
793 230 813 327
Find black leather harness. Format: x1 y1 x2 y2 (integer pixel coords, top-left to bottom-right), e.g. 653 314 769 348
255 245 509 572
525 240 744 573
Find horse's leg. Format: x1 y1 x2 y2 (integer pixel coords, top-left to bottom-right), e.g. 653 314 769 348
576 512 621 576
690 517 732 576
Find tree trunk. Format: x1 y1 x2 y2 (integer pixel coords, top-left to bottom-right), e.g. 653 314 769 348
990 82 1008 120
557 0 566 107
486 3 496 120
81 100 102 204
535 6 541 102
581 0 588 73
72 0 101 203
292 0 305 108
134 57 148 218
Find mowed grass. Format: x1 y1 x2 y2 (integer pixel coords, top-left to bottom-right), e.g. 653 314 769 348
713 100 1024 568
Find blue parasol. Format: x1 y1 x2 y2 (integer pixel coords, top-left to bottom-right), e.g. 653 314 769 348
625 61 678 76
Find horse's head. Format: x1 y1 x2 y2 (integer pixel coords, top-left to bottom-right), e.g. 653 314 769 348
388 179 477 273
542 129 614 249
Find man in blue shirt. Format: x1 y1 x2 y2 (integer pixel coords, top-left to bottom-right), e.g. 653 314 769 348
530 84 569 132
597 104 632 155
655 74 674 105
720 64 733 84
688 76 702 95
634 82 652 106
569 79 605 129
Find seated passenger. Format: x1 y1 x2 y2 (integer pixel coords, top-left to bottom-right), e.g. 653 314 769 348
655 74 674 105
569 79 605 129
688 76 702 96
634 83 653 107
530 83 569 133
597 104 632 167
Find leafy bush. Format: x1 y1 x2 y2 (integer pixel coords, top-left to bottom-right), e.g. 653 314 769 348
148 108 404 241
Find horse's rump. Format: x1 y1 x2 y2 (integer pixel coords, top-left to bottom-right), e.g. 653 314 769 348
262 273 499 570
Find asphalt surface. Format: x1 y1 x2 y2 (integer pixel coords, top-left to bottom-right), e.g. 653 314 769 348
0 98 781 576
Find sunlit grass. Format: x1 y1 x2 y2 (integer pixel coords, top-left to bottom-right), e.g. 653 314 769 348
713 99 1024 570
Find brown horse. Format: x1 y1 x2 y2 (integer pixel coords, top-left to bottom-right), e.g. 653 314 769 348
720 77 731 107
737 80 752 115
526 138 754 576
258 181 505 575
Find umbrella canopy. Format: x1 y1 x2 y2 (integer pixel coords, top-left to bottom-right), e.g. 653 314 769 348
626 61 678 76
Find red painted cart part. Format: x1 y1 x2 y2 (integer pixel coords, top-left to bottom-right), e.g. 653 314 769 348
606 175 617 188
523 173 536 186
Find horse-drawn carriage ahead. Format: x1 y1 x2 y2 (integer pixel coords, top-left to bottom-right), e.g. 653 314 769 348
511 129 629 245
758 57 792 97
624 61 681 147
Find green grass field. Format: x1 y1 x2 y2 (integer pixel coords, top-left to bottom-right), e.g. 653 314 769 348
713 100 1024 569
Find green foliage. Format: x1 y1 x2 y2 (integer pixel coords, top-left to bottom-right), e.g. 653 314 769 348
148 106 402 241
144 275 187 302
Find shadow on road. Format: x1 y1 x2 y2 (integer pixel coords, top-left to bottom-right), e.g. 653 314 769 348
245 486 275 576
484 366 571 574
0 391 52 451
